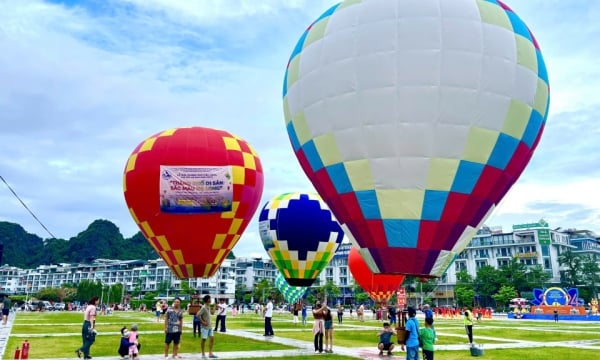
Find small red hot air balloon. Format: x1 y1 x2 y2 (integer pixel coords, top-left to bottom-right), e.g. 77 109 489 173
348 247 405 303
123 127 263 279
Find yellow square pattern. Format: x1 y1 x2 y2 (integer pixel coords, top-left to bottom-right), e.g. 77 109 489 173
377 189 424 219
463 127 498 164
345 159 375 191
223 136 242 151
314 133 342 167
534 79 549 117
477 0 512 30
426 158 460 191
516 35 538 73
502 99 531 140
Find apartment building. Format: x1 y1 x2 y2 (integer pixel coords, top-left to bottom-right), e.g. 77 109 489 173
1 221 598 306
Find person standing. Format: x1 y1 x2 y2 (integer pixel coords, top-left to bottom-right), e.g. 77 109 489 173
164 297 184 359
193 311 200 338
463 306 474 346
76 296 99 359
1 295 10 325
199 295 218 359
263 296 274 336
323 304 334 353
301 304 308 326
312 300 325 354
389 304 397 326
420 317 436 360
292 303 299 325
337 304 344 324
214 299 227 332
155 300 162 322
358 304 365 322
401 306 420 360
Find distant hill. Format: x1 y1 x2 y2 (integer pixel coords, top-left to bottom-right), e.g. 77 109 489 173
0 219 159 268
0 219 236 269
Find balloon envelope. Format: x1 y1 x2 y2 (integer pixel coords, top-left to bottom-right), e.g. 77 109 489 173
123 127 264 279
275 272 307 304
259 192 345 286
348 247 405 303
283 0 549 277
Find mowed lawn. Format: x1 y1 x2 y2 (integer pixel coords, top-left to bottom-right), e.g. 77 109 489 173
5 310 600 359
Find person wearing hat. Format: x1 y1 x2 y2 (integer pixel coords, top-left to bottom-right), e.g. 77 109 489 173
402 306 421 360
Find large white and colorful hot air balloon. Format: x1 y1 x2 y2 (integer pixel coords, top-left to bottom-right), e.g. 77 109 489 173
283 0 550 277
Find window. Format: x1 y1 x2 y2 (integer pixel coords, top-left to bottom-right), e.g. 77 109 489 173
497 259 510 267
455 261 466 272
476 260 487 269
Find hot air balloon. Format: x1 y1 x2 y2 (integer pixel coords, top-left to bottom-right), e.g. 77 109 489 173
259 192 345 286
283 0 550 277
275 272 307 304
123 127 264 279
348 247 405 304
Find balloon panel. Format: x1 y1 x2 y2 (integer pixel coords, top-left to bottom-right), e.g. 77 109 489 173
275 273 307 304
123 127 264 279
283 0 549 277
259 192 344 286
348 247 405 303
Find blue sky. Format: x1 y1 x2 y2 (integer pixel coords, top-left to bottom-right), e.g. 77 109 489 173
1 0 599 260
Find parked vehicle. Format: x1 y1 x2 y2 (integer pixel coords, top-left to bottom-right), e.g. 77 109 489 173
53 302 65 311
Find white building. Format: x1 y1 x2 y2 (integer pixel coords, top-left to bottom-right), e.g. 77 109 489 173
1 221 597 306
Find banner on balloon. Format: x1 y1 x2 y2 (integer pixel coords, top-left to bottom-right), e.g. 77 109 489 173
124 127 264 279
159 165 233 213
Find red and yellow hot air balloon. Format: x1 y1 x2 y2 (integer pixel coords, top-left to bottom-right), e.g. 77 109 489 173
123 127 263 279
348 247 405 304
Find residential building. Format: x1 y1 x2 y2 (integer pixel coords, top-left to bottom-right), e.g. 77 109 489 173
0 222 598 306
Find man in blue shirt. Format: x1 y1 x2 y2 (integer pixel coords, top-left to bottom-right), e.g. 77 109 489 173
402 307 420 360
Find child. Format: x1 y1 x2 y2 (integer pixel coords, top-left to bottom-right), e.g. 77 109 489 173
419 317 436 360
128 323 140 359
377 322 395 357
118 326 136 360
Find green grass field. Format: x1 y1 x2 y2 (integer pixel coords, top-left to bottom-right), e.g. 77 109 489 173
4 310 600 359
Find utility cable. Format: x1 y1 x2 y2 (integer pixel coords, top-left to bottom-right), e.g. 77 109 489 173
0 175 57 239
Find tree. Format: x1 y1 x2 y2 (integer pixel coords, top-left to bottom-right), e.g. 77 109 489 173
253 279 273 303
455 270 475 307
76 280 102 302
525 265 551 291
36 287 61 302
235 284 248 304
558 250 581 288
157 280 173 297
180 280 196 297
351 283 370 305
499 258 528 294
492 285 517 312
474 265 502 307
314 280 341 303
580 254 600 300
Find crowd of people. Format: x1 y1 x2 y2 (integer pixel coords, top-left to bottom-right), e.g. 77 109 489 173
59 294 488 359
